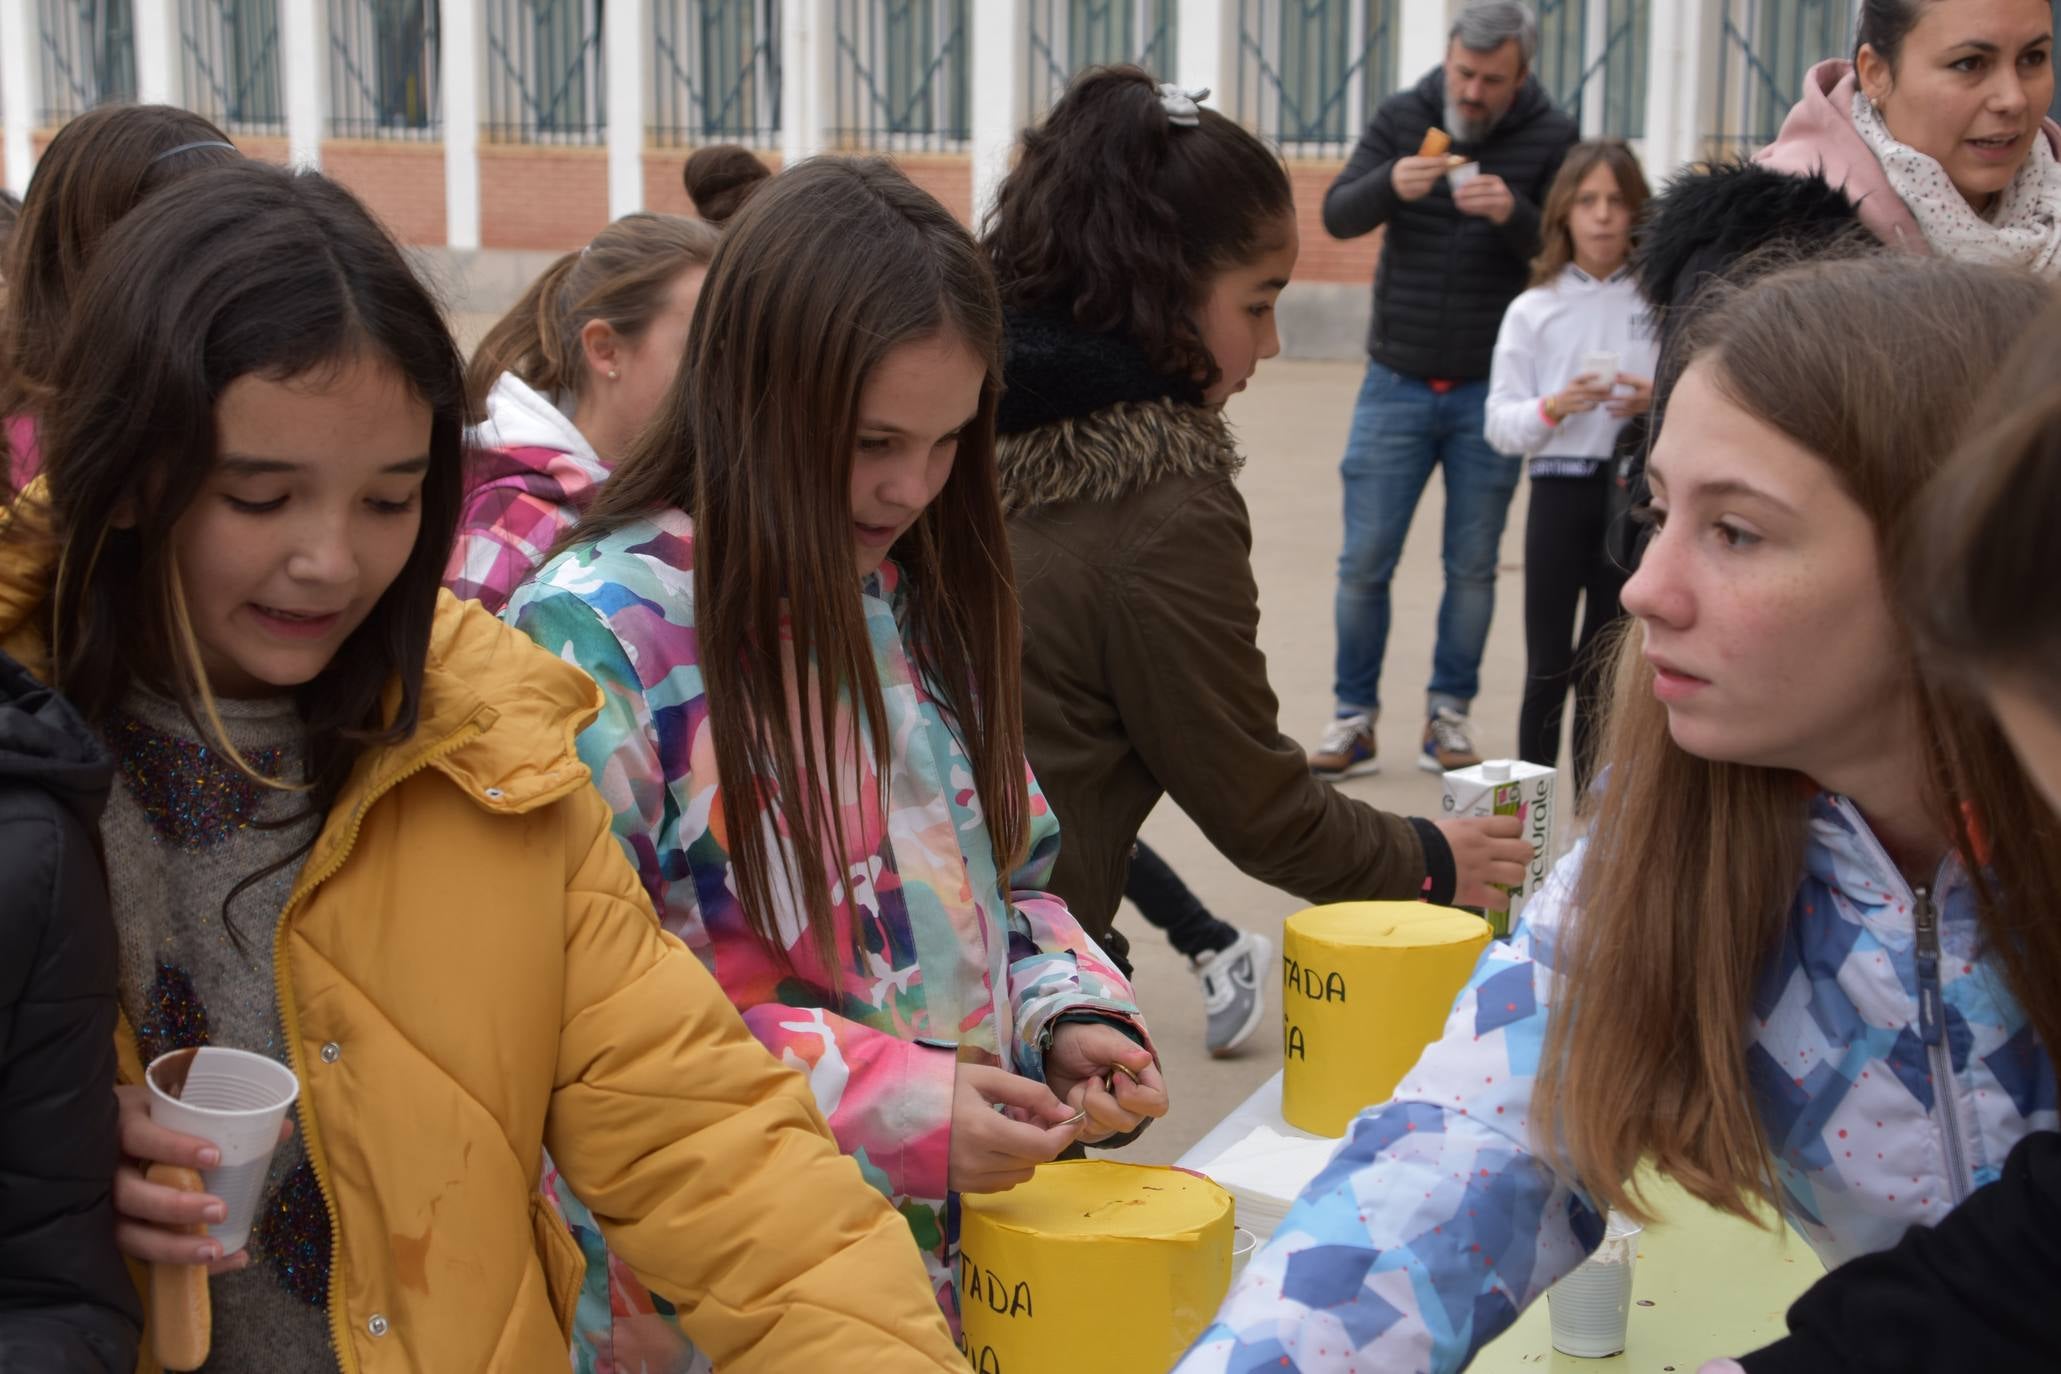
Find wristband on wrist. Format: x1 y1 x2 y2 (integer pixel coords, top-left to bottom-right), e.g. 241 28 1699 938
1540 395 1561 425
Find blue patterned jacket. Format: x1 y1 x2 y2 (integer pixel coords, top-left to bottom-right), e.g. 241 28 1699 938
1176 793 2057 1373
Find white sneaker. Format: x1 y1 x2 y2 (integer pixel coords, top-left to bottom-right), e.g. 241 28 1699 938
1196 930 1274 1058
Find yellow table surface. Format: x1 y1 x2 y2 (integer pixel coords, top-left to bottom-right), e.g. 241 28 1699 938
1470 1176 1821 1372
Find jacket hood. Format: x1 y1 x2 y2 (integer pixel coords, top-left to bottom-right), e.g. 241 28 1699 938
472 372 597 460
1754 60 1928 249
996 397 1243 516
1408 65 1557 151
0 646 109 828
0 485 600 816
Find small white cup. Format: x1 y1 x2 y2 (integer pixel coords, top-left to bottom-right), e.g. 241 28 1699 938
1547 1213 1643 1358
1579 350 1620 390
1229 1226 1259 1283
147 1046 300 1254
1446 161 1482 194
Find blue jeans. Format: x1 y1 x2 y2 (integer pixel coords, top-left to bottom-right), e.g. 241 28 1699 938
1332 361 1522 718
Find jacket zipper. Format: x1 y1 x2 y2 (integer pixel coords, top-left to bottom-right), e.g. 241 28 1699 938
273 718 486 1374
1839 800 1973 1207
1911 885 1972 1206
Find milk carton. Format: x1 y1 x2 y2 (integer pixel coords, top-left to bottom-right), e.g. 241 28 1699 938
1440 759 1557 937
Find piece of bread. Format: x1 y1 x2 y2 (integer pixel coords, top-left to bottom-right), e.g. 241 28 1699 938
1418 127 1452 158
145 1164 213 1372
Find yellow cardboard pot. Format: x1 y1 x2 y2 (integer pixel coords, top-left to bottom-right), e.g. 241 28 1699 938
958 1160 1233 1373
1281 902 1491 1136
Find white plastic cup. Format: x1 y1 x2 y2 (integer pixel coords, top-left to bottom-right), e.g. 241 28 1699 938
1580 350 1621 390
1447 160 1482 193
1229 1227 1259 1283
1547 1213 1643 1358
146 1046 300 1254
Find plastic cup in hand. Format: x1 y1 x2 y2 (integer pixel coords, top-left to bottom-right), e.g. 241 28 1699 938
146 1047 300 1254
1447 161 1482 193
1579 350 1620 390
1547 1213 1643 1357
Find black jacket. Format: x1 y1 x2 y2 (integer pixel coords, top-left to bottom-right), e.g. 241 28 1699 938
0 650 139 1374
1324 67 1578 380
1738 1130 2061 1374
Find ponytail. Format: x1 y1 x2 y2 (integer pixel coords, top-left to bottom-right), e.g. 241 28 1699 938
464 211 721 411
983 66 1291 388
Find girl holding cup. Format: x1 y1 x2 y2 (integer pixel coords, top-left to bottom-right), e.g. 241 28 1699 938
1485 139 1657 791
1 159 963 1371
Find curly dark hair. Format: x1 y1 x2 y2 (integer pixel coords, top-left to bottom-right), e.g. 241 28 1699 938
982 66 1292 390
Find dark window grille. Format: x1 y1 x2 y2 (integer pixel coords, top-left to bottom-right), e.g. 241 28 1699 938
828 0 968 152
1024 0 1176 122
179 0 284 134
37 0 136 123
1707 0 1851 160
328 0 439 138
485 0 604 144
1230 0 1395 157
649 0 780 147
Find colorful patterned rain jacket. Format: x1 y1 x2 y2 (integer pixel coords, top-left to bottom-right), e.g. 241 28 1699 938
1179 793 2056 1374
504 508 1147 1371
444 374 611 614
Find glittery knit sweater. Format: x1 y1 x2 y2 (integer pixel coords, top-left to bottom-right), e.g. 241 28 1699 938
100 686 335 1373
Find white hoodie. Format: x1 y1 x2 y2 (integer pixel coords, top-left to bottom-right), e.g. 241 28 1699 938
1484 264 1658 476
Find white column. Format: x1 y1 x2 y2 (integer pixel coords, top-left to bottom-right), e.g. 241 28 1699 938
1398 0 1453 92
135 0 178 105
441 0 480 249
1579 0 1609 138
1641 0 1712 182
968 0 1022 229
281 0 324 167
1 1 37 196
779 0 828 166
1176 0 1228 107
605 0 645 217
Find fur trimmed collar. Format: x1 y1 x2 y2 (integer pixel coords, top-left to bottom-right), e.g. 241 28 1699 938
996 397 1243 516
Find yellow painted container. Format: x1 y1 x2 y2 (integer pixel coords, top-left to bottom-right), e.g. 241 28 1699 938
958 1160 1233 1373
1280 902 1492 1136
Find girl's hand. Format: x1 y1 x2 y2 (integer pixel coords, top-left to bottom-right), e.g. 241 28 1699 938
949 1064 1078 1194
113 1082 290 1274
1549 373 1613 420
1432 814 1533 907
1045 1022 1168 1144
1607 372 1654 418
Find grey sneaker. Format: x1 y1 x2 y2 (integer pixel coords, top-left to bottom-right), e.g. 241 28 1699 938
1196 930 1273 1058
1309 713 1379 780
1419 706 1482 773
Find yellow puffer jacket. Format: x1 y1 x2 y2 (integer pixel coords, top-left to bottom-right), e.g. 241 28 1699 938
0 515 964 1373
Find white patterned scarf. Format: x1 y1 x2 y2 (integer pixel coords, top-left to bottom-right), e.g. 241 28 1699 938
1853 90 2061 276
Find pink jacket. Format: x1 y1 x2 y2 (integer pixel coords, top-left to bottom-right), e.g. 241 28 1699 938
1756 59 2061 251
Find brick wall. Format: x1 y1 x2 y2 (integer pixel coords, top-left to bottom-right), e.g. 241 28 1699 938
478 143 610 250
324 140 445 245
1289 159 1380 286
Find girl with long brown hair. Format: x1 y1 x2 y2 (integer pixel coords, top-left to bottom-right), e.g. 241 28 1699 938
505 157 1166 1368
1485 138 1655 790
447 211 717 612
1 104 238 494
2 159 960 1372
1178 254 2061 1374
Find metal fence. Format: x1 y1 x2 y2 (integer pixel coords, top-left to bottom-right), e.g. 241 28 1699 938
1024 0 1176 121
179 0 284 133
828 0 969 151
485 0 604 143
1536 0 1647 139
37 0 137 123
1707 0 1851 159
1230 0 1395 157
328 0 438 137
650 0 780 146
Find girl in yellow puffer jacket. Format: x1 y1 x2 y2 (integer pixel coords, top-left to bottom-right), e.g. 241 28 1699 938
0 158 963 1374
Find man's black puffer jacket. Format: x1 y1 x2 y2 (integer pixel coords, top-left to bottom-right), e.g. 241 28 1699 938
0 648 140 1373
1324 66 1579 381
